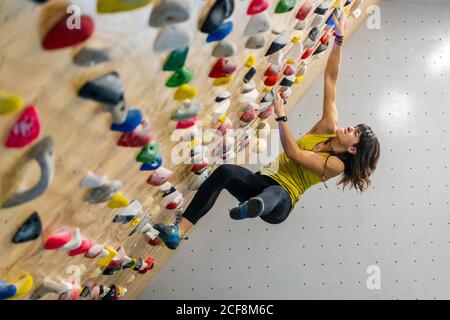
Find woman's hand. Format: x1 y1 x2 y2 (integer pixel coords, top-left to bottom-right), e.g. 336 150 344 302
273 92 286 118
332 14 346 37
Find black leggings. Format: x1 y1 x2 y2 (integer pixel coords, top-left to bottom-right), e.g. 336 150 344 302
182 164 292 225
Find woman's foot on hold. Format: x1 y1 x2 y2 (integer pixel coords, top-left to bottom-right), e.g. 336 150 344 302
229 197 264 220
153 223 186 250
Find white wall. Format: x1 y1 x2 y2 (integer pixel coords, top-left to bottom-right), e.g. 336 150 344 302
139 0 450 300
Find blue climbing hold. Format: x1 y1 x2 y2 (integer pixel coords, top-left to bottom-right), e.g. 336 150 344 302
110 109 142 133
0 280 17 300
140 156 163 171
206 21 233 43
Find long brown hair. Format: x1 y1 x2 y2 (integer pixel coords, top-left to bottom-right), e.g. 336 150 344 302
334 124 380 192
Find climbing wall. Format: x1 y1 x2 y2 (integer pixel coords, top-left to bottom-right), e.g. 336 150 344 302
0 0 377 299
141 0 450 299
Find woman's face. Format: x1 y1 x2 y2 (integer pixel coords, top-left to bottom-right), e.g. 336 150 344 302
336 126 361 154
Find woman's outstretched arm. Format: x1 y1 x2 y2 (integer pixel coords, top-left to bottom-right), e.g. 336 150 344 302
308 15 346 134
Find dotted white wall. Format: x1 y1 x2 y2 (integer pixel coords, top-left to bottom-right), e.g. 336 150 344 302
139 0 450 300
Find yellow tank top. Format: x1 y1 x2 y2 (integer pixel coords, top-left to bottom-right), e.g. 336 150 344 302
260 133 336 208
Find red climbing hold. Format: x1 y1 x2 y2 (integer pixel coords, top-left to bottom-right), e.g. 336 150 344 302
137 257 155 274
247 0 269 15
283 65 295 76
176 116 199 129
68 238 93 257
320 30 332 45
117 120 153 147
44 229 73 250
264 64 279 77
208 58 237 78
42 14 94 50
147 237 161 246
301 48 314 60
264 74 280 86
5 105 40 148
191 162 208 173
295 0 314 21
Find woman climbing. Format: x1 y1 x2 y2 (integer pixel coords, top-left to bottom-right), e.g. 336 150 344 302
154 15 381 250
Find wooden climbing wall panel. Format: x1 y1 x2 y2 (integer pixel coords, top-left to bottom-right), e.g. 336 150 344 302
0 0 380 299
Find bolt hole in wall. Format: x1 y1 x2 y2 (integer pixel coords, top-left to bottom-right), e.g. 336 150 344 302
140 0 450 300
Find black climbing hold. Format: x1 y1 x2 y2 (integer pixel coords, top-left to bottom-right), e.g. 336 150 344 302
30 0 49 3
199 0 234 34
308 27 320 42
73 48 110 67
80 286 90 298
12 212 42 243
102 285 117 300
78 71 124 105
313 42 329 55
244 67 256 83
162 186 176 197
264 34 288 56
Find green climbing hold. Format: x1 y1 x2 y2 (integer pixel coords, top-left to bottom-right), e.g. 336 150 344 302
136 141 161 164
163 47 189 71
275 0 296 13
165 68 194 88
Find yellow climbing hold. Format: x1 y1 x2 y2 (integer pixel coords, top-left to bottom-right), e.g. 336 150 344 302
0 91 24 115
218 114 228 123
291 36 300 43
332 0 342 8
97 0 152 13
286 59 296 64
189 139 199 148
8 272 33 299
174 84 197 100
295 76 304 84
344 7 350 14
245 54 256 68
107 193 129 208
130 217 141 227
213 76 233 86
262 86 271 93
96 246 118 267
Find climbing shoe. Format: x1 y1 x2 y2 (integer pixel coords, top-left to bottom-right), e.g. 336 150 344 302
229 197 264 220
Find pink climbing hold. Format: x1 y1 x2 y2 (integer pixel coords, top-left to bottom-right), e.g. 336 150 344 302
247 0 269 15
5 105 40 148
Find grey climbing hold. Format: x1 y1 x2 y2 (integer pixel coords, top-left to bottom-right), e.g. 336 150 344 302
86 180 122 204
244 12 271 36
73 48 110 67
199 0 235 34
245 34 265 49
78 71 124 105
212 40 237 57
128 215 150 236
103 100 128 124
171 101 202 121
2 137 55 208
149 0 191 27
12 212 42 243
294 20 306 30
153 24 192 53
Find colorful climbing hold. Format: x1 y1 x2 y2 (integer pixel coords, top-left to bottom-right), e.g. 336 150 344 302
174 84 198 100
265 34 288 56
163 47 189 71
44 229 73 250
244 12 271 36
301 48 314 60
73 47 110 67
147 167 173 186
315 0 331 15
86 180 122 204
199 0 235 33
171 101 202 121
245 54 256 68
247 0 269 15
42 14 94 50
275 0 296 13
209 58 237 78
68 238 93 257
140 156 163 171
212 40 237 57
295 0 313 20
117 120 153 148
206 21 233 43
154 25 192 53
244 67 256 84
97 0 152 13
137 141 161 164
78 71 124 105
165 68 194 87
107 192 130 208
5 105 40 148
110 109 142 132
0 91 24 115
213 76 233 86
2 137 54 208
245 34 266 49
176 116 198 129
264 74 280 86
149 0 191 27
12 212 42 244
96 246 118 267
